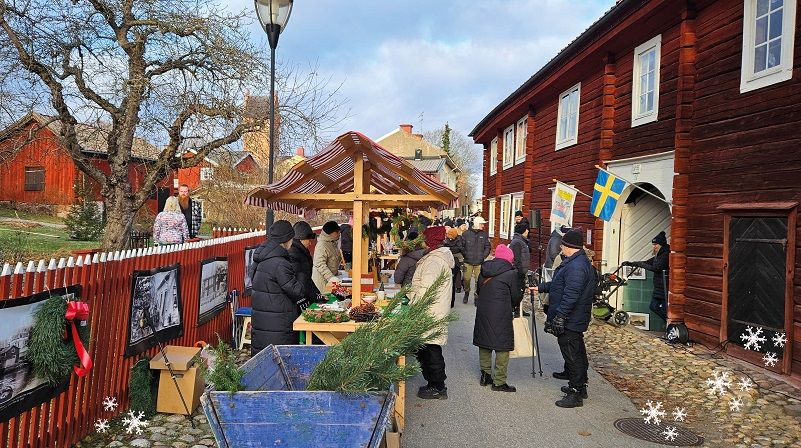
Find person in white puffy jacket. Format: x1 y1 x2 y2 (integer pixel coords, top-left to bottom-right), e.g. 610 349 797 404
312 221 341 291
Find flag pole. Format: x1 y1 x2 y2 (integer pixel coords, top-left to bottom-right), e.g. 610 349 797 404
551 179 593 199
594 165 672 206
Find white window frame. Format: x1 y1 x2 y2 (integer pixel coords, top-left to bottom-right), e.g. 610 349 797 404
515 117 527 165
200 167 214 181
502 125 514 169
555 83 581 150
740 0 797 93
631 35 662 127
488 198 496 237
499 195 511 240
510 192 524 236
489 137 498 175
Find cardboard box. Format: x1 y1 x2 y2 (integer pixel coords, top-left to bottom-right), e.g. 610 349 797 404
149 346 205 415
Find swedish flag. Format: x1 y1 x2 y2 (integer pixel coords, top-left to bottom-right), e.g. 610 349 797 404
590 170 627 221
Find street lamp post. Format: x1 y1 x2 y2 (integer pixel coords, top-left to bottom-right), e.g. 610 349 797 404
255 0 293 228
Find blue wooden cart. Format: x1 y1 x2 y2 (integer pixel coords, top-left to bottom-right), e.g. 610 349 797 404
201 345 397 448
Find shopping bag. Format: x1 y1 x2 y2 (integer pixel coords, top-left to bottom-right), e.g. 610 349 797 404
510 315 534 358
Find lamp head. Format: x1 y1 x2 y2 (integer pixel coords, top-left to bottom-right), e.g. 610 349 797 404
255 0 294 48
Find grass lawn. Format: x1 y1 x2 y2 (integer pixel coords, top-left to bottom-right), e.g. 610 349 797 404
0 207 66 225
0 222 100 266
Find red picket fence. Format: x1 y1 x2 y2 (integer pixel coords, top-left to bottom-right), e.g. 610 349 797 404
0 231 265 448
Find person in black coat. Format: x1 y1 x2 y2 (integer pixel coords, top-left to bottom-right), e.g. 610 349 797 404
339 223 353 270
473 244 520 393
393 232 425 286
288 221 323 313
508 223 531 315
443 227 465 306
623 231 670 321
534 229 596 408
249 220 306 356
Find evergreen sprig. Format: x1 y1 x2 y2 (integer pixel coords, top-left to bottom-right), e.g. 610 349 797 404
306 272 456 392
29 295 91 386
202 335 244 395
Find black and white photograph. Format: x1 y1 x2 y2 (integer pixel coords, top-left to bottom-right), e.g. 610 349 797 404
198 257 229 324
623 264 646 280
0 287 78 422
244 246 257 295
126 264 183 357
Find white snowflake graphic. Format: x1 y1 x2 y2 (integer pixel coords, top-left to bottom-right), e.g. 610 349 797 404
705 371 732 396
772 332 787 348
763 352 778 368
737 377 753 392
102 396 118 412
663 426 678 442
94 418 110 434
729 397 744 412
740 326 766 351
672 407 687 422
122 410 149 435
640 400 666 426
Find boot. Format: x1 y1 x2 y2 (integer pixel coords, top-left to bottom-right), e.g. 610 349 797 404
491 383 517 392
480 371 492 386
561 385 588 399
555 389 583 408
462 295 468 304
552 371 569 380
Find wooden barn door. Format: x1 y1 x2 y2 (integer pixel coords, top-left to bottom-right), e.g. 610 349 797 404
722 208 796 374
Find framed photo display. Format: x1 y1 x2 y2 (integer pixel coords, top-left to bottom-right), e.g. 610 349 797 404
0 286 81 422
198 257 229 324
623 265 646 280
244 246 258 295
126 264 183 357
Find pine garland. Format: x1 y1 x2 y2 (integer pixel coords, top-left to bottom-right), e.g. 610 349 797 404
29 295 91 386
306 272 456 392
129 358 156 418
202 336 244 395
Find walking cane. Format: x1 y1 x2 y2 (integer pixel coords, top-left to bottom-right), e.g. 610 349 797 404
529 287 543 377
528 209 544 377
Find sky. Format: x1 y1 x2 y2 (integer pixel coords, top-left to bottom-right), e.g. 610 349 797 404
230 0 617 150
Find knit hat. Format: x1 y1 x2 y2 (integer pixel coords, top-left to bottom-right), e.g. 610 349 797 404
560 229 583 249
293 221 316 240
455 218 465 228
446 228 459 240
269 220 295 243
514 210 524 218
322 221 340 235
494 244 514 263
423 226 446 250
652 231 668 246
418 215 432 228
514 222 528 235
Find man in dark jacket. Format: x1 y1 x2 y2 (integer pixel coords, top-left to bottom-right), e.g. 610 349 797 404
288 221 322 313
443 227 465 306
534 229 596 408
508 222 531 316
394 233 426 286
623 231 670 321
462 216 491 304
474 244 520 392
249 220 306 356
339 223 353 270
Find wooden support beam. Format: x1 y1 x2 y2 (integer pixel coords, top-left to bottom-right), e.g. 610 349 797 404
277 193 443 202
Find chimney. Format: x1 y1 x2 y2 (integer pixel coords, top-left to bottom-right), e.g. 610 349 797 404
296 147 305 158
399 124 413 134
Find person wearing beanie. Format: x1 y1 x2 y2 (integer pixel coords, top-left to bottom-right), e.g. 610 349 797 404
514 210 530 229
509 222 533 316
288 221 322 313
623 230 670 321
533 228 596 408
249 220 306 355
462 216 491 304
410 229 455 399
443 226 465 305
473 244 520 393
312 221 342 291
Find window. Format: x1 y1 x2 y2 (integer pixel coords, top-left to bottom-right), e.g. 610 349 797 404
499 195 511 239
196 198 207 219
502 125 514 168
488 198 496 236
741 0 797 93
555 83 580 150
200 167 214 181
515 117 527 164
24 166 45 191
489 137 498 175
631 35 662 127
511 192 524 236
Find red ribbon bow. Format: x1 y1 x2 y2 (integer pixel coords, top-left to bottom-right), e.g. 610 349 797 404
65 301 93 377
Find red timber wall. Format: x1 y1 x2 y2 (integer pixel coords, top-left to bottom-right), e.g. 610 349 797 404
0 232 262 448
683 0 801 376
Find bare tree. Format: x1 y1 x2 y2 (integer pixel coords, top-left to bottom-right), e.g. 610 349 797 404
0 0 345 249
423 125 482 207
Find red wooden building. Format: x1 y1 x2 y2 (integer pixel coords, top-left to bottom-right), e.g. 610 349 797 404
471 0 800 377
0 113 170 215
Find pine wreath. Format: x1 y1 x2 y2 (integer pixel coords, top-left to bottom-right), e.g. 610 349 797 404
129 358 156 418
29 295 91 386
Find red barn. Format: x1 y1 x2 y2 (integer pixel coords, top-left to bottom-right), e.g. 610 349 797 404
0 112 170 215
471 0 801 377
